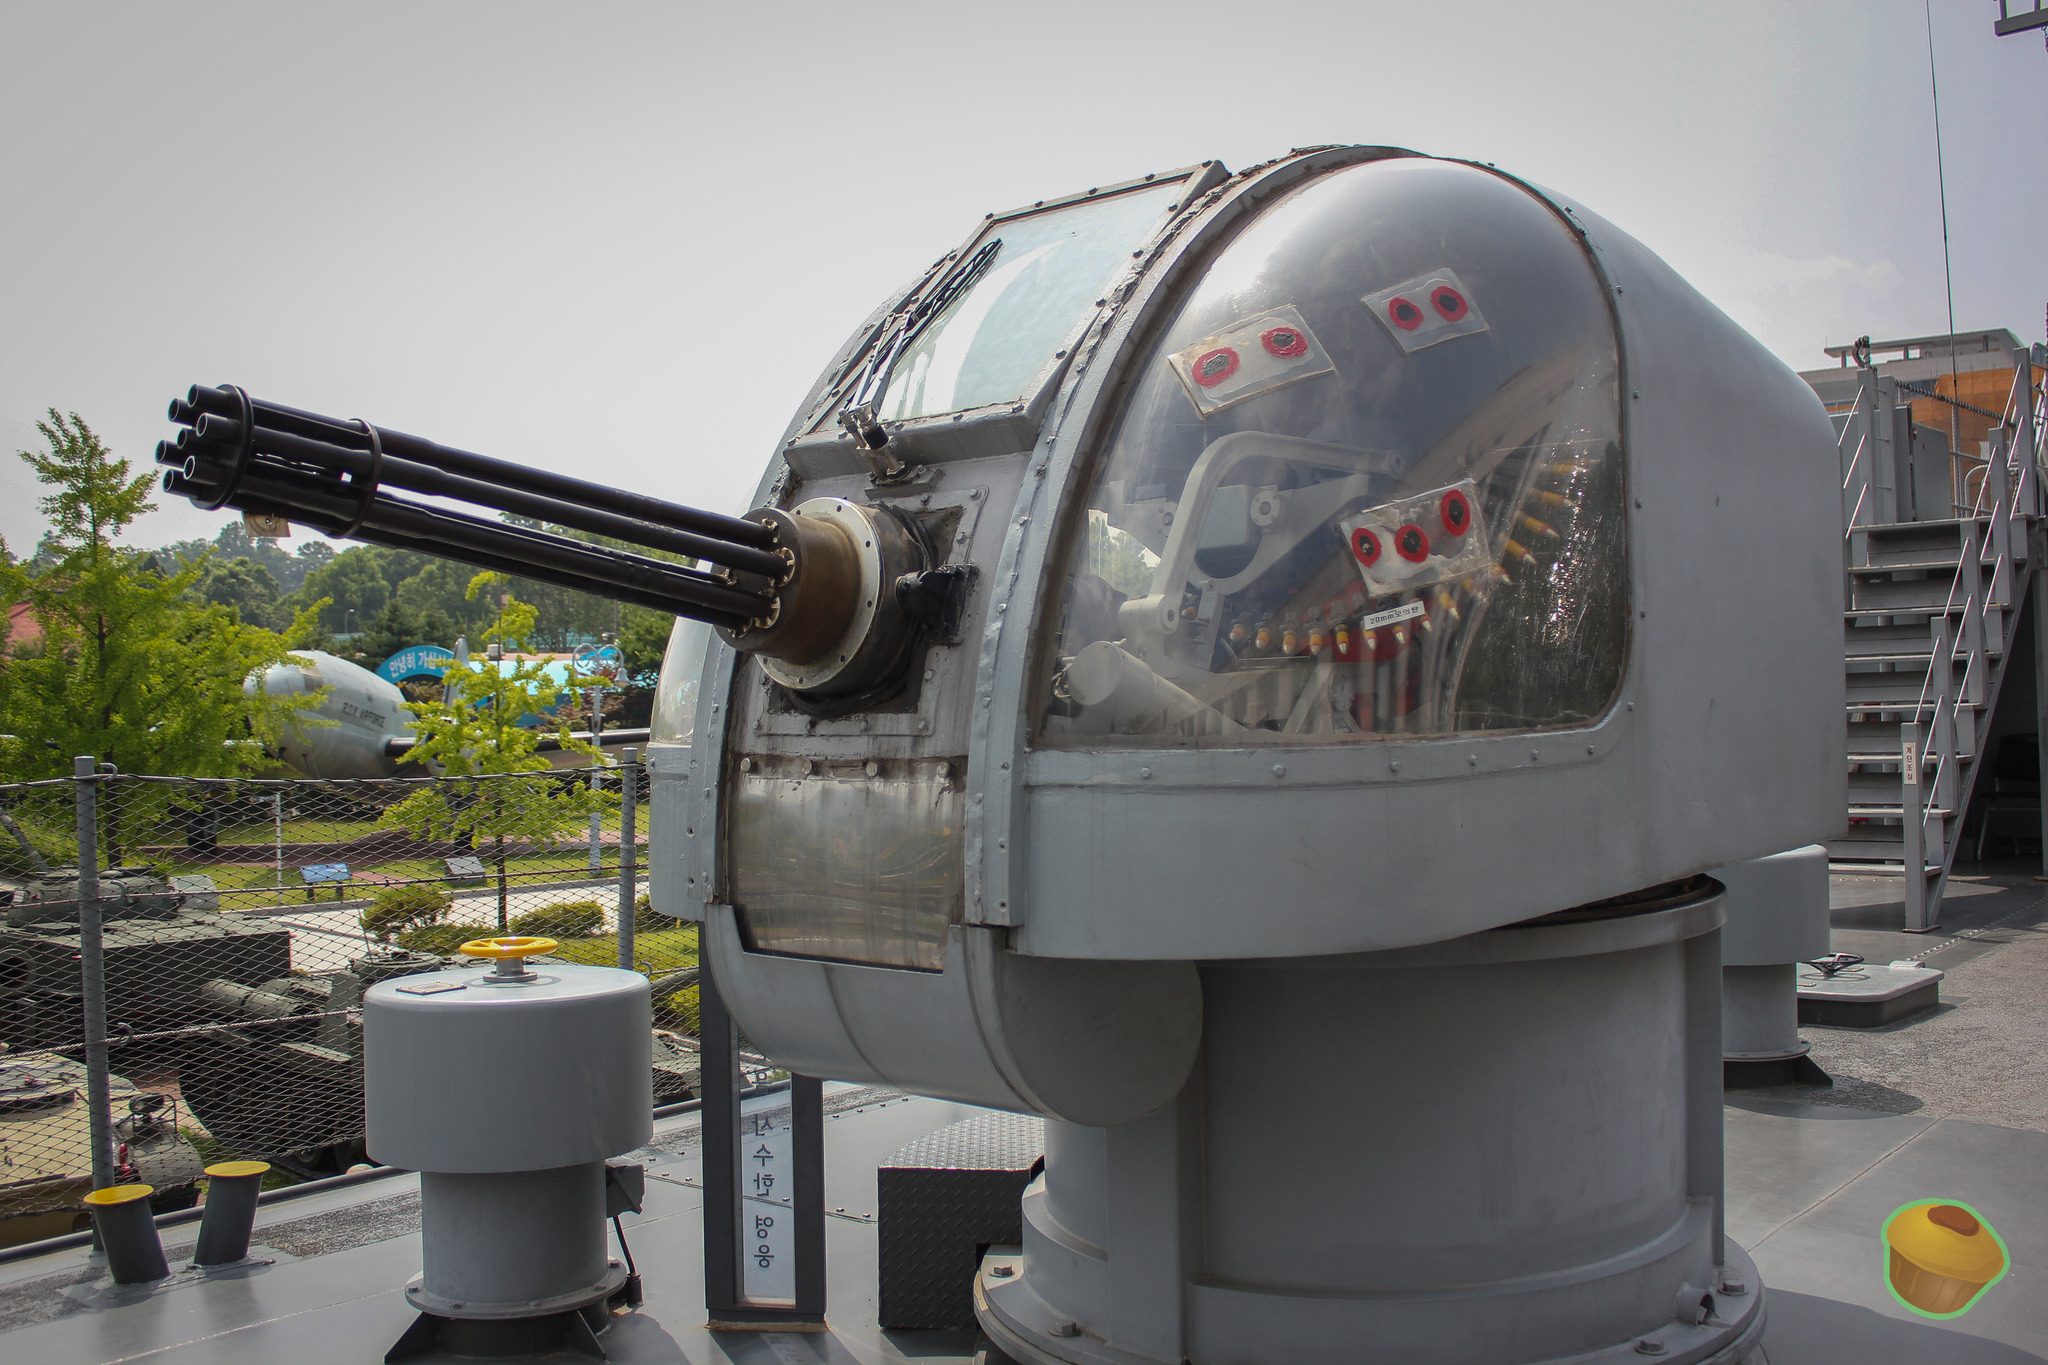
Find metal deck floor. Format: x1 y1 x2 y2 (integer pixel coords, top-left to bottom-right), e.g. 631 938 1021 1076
1 1084 2042 1365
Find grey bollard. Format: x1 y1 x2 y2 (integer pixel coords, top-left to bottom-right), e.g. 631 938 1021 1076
83 1183 170 1284
194 1160 270 1266
1713 845 1832 1087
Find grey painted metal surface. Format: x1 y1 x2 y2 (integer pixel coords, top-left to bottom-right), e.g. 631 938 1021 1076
363 954 652 1341
409 1162 615 1316
655 146 1843 962
1717 846 1832 1066
3 1089 2046 1363
634 146 1850 1364
978 888 1756 1365
702 907 1200 1127
364 961 651 1173
1717 846 1832 966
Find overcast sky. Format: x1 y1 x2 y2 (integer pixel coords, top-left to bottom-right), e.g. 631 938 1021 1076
2 1 2042 556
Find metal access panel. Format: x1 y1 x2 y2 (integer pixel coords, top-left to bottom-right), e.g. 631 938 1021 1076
878 1111 1045 1329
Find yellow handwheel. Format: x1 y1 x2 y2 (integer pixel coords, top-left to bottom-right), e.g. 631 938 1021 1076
458 936 559 960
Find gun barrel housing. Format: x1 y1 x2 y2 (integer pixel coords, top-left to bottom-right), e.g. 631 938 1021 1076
159 384 784 632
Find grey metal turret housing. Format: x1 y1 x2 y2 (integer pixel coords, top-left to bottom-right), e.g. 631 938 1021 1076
647 146 1843 1365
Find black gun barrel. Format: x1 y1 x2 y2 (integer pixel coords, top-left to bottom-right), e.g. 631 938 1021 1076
182 412 786 578
159 383 784 631
163 457 765 626
176 385 776 551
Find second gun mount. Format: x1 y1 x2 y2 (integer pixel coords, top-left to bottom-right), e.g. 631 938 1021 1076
157 390 972 708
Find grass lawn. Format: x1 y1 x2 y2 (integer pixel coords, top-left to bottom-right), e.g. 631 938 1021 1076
550 925 699 976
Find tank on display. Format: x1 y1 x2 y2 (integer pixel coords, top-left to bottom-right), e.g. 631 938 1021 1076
1 865 292 1051
159 146 1845 1365
0 1049 205 1249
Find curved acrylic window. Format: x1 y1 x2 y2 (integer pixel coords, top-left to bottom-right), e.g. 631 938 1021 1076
875 182 1183 423
1040 158 1627 745
651 616 711 744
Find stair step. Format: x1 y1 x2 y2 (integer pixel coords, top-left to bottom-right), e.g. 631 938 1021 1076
1845 650 2003 666
1850 558 1965 576
1844 685 1974 708
1850 581 1982 613
1847 718 1979 762
1847 805 1955 819
1828 836 1949 864
1824 858 1943 877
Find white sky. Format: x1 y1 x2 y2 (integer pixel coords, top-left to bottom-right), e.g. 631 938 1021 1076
2 0 2043 555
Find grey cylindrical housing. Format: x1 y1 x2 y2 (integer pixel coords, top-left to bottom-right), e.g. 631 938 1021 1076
1713 845 1829 1062
1715 845 1830 966
363 963 651 1173
411 1163 612 1315
1722 963 1802 1060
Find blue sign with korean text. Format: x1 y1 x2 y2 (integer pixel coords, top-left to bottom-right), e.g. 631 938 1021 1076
377 645 456 684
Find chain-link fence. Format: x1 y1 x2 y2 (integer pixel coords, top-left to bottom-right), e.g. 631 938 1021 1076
0 757 710 1250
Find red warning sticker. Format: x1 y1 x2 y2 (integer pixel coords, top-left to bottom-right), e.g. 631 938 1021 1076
1338 478 1491 596
1261 325 1309 358
1363 267 1488 354
1440 487 1472 536
1166 304 1335 416
1193 347 1240 387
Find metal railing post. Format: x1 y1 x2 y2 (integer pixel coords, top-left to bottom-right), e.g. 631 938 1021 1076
73 755 114 1196
617 748 638 972
1900 723 1931 932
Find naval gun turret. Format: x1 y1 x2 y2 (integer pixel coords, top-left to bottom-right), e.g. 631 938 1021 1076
160 146 1844 1365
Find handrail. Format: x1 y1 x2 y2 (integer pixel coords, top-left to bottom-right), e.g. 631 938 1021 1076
1840 375 1873 542
1886 361 2044 921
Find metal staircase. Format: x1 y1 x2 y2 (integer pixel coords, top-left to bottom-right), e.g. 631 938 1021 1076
1830 357 2045 929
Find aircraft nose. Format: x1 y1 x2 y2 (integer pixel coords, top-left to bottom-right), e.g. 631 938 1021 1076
245 660 305 698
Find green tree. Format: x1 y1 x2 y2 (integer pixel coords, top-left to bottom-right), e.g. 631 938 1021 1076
393 557 489 637
0 411 326 785
349 600 458 670
618 605 676 688
386 574 606 930
190 555 285 629
295 545 393 635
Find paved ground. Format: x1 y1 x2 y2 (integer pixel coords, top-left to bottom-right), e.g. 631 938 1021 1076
1745 861 2048 1133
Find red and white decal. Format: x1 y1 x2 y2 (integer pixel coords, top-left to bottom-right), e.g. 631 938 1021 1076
1193 347 1240 387
1261 325 1309 358
1167 304 1334 416
1439 487 1472 536
1362 267 1489 354
1337 478 1491 596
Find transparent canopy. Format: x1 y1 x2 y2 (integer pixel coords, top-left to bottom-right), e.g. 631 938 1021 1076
1040 158 1628 746
872 182 1184 423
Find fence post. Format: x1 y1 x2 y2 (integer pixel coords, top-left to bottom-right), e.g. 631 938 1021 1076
618 747 638 972
74 756 115 1197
